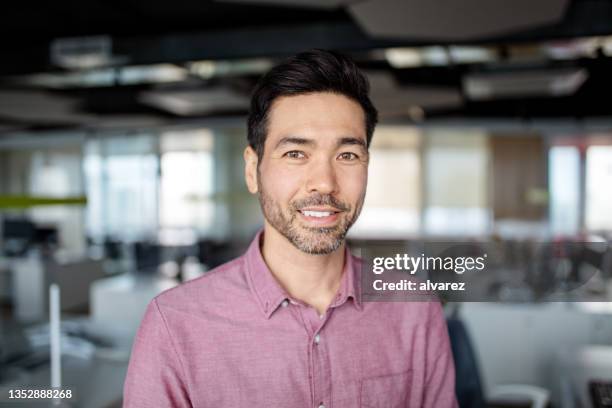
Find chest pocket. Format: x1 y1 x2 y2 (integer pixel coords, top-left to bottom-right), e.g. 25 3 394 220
360 370 412 408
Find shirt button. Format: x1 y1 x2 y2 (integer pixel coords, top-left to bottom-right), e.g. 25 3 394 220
281 300 289 308
314 334 321 344
318 404 326 408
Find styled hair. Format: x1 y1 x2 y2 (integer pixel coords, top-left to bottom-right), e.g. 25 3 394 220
247 49 378 160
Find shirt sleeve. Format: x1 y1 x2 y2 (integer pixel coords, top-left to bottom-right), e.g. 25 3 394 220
123 298 192 408
422 301 459 408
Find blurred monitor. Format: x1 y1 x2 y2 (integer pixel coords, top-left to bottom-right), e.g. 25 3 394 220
33 226 58 247
133 241 162 274
2 219 35 256
2 219 35 241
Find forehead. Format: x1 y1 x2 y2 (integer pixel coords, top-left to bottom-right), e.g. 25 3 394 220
266 92 366 145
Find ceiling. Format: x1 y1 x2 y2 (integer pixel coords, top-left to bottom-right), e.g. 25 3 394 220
1 0 612 135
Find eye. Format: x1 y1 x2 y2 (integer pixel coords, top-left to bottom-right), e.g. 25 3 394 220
284 150 306 159
338 152 358 161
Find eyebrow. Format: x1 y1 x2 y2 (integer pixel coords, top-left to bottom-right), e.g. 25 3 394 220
337 137 367 149
274 137 315 150
274 136 367 150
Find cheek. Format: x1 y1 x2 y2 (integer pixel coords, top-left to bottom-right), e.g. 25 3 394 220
259 164 304 202
338 166 368 203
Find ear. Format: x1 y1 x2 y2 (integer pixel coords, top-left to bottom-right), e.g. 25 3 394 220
244 146 259 194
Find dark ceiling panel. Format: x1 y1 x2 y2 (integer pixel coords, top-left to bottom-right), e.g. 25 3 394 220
0 0 348 38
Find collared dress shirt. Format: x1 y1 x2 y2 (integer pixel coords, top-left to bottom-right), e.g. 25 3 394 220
123 230 458 407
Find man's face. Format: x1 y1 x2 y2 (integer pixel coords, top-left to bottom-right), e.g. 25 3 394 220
245 92 369 254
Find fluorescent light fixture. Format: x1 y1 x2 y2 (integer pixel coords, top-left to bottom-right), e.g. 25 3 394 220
12 64 187 89
543 37 600 60
15 70 116 88
387 36 612 70
448 46 497 64
386 47 450 67
118 64 188 85
50 36 127 69
139 88 249 116
188 58 273 79
385 48 423 68
386 46 495 68
463 68 588 100
421 47 451 65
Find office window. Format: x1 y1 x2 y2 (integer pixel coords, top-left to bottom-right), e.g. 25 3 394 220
349 126 421 238
586 145 612 231
84 134 159 241
549 146 580 235
423 131 489 236
159 129 214 237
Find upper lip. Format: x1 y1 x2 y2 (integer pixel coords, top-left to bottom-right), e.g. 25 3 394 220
299 207 341 213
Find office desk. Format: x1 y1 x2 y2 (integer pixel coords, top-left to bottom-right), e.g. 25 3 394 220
560 345 612 408
0 353 128 408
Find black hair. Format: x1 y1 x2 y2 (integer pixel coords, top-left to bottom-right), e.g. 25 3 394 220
247 49 378 160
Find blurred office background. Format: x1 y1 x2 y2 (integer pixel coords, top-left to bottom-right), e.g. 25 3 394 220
1 0 612 407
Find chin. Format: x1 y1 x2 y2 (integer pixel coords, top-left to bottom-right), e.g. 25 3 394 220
295 240 343 255
290 225 347 255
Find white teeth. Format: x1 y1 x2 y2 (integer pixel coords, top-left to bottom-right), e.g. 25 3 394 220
302 210 332 218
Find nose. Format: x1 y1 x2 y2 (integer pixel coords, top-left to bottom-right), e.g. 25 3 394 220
305 157 339 195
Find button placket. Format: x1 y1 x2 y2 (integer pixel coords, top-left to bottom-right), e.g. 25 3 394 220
305 305 333 408
311 325 332 407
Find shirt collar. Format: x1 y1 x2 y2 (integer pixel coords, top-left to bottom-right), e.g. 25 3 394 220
334 247 362 311
244 229 362 319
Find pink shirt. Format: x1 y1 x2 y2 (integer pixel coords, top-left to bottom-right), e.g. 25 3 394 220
123 230 458 407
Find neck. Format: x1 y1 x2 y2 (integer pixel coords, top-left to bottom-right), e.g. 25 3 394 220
260 222 346 315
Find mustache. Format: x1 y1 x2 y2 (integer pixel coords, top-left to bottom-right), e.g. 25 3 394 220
292 194 350 212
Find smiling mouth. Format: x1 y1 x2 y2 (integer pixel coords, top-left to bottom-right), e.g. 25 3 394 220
299 209 339 218
297 208 343 225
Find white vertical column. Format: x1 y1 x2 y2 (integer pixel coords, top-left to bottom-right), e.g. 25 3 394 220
49 283 62 389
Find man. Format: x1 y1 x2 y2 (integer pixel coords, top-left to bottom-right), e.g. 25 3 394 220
124 49 458 407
